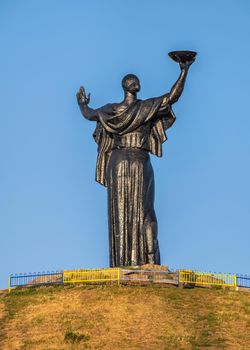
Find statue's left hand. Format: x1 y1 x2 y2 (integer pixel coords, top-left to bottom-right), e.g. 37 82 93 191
76 86 91 105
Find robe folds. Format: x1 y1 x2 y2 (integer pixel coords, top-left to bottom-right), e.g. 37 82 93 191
93 96 176 266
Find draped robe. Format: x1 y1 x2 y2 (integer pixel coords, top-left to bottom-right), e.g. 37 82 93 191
93 95 176 266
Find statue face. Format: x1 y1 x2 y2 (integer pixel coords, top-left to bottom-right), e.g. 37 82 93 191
122 74 141 93
127 79 141 93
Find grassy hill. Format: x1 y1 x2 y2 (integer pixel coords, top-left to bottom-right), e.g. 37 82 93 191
0 284 249 350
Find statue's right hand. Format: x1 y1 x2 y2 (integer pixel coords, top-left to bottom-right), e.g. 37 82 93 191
179 61 193 70
76 86 91 105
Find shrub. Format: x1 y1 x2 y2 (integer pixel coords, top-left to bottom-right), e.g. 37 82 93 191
64 331 90 343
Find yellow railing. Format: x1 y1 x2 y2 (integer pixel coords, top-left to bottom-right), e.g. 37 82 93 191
63 268 120 286
179 270 237 287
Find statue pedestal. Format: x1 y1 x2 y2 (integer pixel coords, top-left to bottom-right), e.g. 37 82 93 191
120 265 178 286
139 264 169 272
122 264 169 272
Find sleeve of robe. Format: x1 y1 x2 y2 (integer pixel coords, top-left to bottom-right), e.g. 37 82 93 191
148 95 176 157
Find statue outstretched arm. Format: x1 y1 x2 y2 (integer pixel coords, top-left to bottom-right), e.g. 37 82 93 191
159 62 191 110
76 86 98 121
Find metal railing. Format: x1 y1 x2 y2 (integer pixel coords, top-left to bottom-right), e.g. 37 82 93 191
236 274 250 289
8 268 249 292
63 268 120 286
179 270 237 288
9 271 63 292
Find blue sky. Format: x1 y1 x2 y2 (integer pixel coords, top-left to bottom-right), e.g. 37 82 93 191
0 0 250 288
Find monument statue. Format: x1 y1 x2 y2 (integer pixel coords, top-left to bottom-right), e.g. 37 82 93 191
77 51 196 267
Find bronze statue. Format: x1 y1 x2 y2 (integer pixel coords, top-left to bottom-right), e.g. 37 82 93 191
77 51 196 267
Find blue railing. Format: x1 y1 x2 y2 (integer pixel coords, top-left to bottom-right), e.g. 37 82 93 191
236 274 250 289
9 271 63 288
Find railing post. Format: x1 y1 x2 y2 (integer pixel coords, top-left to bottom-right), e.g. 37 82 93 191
8 275 11 293
234 274 237 291
117 268 120 287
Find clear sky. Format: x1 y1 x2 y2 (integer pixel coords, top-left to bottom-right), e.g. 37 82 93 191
1 0 250 289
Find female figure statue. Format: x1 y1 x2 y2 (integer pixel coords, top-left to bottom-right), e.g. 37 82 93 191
77 58 193 267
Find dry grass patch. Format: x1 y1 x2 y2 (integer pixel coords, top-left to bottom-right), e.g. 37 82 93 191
0 284 249 349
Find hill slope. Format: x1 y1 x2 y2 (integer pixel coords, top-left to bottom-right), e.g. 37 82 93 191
0 285 249 350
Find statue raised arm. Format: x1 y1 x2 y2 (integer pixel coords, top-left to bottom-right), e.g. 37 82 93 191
77 86 98 121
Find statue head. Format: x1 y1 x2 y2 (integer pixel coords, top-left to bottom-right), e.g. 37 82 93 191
122 74 140 94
